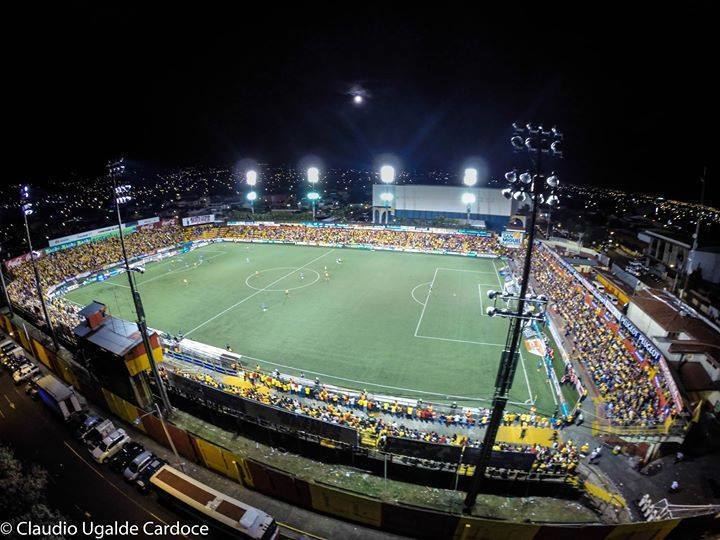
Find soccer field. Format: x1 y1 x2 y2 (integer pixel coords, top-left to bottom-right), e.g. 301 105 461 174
65 242 564 413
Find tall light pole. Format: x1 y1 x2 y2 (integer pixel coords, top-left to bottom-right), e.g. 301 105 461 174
680 167 707 304
20 186 60 351
109 159 173 416
463 124 562 513
462 167 478 225
246 170 258 216
307 166 320 221
379 165 395 224
0 245 13 318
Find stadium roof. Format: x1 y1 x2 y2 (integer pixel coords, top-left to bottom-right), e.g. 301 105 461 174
631 289 720 347
74 311 144 357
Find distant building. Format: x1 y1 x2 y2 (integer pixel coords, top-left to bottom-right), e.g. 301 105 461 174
627 289 720 410
371 184 514 230
638 229 720 285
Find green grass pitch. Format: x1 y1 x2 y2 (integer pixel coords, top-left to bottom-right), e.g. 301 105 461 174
65 242 568 414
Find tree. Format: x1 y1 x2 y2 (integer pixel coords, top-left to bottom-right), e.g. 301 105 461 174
0 445 66 539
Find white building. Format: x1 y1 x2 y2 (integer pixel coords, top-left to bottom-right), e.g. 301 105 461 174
371 184 514 230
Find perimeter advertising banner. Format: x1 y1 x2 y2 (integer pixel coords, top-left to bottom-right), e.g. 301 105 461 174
181 214 215 226
500 229 524 248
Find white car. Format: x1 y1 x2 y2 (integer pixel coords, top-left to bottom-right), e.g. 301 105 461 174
91 429 131 463
13 364 40 384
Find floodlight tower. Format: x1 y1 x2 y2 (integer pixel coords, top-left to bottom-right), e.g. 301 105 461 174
20 185 60 351
462 124 562 514
109 158 173 416
462 167 478 225
0 244 13 318
307 166 320 221
379 165 395 224
246 170 258 215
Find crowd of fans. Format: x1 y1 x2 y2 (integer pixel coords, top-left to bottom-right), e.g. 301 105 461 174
6 224 184 338
167 364 580 475
531 247 677 427
189 224 507 255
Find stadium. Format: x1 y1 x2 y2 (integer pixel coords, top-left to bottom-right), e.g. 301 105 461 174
4 176 711 538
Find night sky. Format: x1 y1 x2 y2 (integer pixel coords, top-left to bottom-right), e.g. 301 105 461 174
7 4 716 202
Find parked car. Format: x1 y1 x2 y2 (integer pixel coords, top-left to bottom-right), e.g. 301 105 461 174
134 457 167 494
82 419 116 448
74 415 103 441
90 429 131 463
123 451 154 482
108 442 145 473
13 364 40 384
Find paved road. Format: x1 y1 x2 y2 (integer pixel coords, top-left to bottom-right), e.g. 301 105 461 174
0 369 193 535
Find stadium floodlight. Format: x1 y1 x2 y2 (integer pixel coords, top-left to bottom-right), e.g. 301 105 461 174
463 168 478 187
546 174 559 188
247 191 257 201
353 94 364 105
307 166 320 184
18 184 59 352
546 194 560 206
107 158 172 416
380 165 395 184
246 170 258 186
464 121 564 514
487 290 499 300
379 192 394 203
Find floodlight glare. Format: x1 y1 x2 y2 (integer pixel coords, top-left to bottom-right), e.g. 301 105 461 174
247 191 257 201
353 94 363 105
461 192 476 205
380 165 395 184
463 168 478 187
307 167 319 184
307 191 320 201
246 170 258 186
379 192 394 202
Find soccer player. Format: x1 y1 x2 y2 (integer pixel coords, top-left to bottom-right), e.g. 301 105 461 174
285 289 290 298
299 272 305 280
183 278 189 286
324 271 330 282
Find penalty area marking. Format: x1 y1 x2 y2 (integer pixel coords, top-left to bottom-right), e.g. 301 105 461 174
410 282 432 306
245 267 321 292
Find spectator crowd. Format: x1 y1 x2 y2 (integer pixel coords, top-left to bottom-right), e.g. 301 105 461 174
530 247 677 427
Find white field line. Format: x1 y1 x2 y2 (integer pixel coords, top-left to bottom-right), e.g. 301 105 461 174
228 352 529 405
436 267 497 275
415 334 504 347
478 283 483 315
184 249 335 336
413 267 439 337
518 347 535 405
410 282 432 306
492 259 504 287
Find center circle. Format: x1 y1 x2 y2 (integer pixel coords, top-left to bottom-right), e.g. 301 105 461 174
245 267 321 292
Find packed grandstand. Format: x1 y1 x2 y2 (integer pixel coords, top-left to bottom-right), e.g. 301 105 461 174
4 219 682 455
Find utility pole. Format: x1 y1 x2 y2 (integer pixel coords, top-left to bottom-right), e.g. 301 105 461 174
20 186 60 351
0 245 13 318
109 159 173 416
680 167 707 305
463 124 562 514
